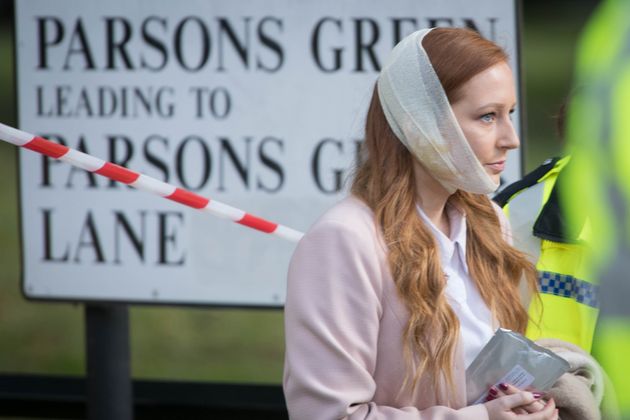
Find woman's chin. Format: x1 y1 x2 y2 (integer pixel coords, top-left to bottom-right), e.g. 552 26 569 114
485 172 501 185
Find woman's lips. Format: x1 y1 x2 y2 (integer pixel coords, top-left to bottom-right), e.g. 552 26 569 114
486 161 505 173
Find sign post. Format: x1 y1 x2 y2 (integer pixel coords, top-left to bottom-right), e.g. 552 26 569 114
85 304 132 420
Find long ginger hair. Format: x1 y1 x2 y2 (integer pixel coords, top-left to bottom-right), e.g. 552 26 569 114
351 28 538 402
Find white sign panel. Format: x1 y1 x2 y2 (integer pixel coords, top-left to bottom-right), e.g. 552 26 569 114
16 0 522 306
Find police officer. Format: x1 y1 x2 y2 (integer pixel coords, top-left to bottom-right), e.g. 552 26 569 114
494 155 598 353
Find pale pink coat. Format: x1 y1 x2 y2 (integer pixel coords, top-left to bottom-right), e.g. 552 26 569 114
283 196 509 419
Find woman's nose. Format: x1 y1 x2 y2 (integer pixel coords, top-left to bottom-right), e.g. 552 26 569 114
499 118 520 150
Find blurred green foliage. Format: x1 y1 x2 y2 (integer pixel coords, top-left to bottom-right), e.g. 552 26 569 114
0 1 598 385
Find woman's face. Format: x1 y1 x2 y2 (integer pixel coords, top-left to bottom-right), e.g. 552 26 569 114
450 62 519 183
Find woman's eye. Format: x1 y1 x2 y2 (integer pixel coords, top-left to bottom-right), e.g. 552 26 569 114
480 113 495 123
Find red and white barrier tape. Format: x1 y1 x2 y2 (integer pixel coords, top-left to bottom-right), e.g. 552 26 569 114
0 122 304 242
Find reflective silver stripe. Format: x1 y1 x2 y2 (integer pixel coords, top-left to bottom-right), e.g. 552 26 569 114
507 181 544 262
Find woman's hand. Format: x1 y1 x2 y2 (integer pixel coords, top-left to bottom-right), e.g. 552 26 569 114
486 383 547 414
484 391 558 419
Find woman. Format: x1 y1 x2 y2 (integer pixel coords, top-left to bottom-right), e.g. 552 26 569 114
283 28 558 419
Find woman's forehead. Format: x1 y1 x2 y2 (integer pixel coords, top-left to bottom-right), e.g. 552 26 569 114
453 62 516 107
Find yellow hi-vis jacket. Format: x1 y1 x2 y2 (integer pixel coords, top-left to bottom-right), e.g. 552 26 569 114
562 0 630 413
494 156 598 353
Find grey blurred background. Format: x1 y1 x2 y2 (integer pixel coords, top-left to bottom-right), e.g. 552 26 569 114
0 1 598 384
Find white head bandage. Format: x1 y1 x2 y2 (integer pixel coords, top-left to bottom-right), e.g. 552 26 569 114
377 28 499 194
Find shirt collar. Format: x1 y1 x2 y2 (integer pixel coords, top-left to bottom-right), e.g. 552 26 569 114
416 203 468 273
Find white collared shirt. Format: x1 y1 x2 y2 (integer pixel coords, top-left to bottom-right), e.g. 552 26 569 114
417 204 495 367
